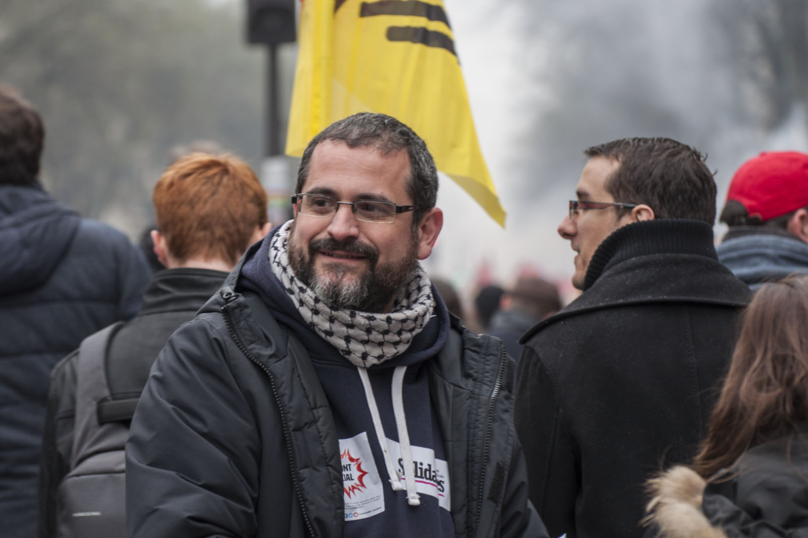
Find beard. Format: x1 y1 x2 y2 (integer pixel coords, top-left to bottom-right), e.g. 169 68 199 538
288 230 419 313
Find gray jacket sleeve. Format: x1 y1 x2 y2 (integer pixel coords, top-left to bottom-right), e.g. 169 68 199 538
125 318 261 538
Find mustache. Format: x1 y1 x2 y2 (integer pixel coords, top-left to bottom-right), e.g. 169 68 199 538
309 237 379 263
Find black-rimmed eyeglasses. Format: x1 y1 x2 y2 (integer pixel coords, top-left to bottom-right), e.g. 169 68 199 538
568 200 638 220
292 193 417 224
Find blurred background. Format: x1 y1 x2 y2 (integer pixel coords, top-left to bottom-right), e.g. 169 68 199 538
2 0 807 307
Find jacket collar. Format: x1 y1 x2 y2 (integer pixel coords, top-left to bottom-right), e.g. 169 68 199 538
139 268 229 316
522 219 752 343
584 219 718 290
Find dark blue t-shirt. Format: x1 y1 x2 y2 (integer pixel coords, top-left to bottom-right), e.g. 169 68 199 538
240 232 454 538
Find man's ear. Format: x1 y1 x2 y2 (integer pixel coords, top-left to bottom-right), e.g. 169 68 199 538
631 204 655 222
787 208 808 243
151 230 170 268
416 208 443 260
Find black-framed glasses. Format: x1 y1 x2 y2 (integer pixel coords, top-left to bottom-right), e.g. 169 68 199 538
568 200 638 220
292 193 417 224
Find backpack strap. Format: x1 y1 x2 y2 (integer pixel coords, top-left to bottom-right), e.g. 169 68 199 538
71 322 127 469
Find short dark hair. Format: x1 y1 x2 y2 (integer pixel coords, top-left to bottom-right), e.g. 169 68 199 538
584 137 716 225
296 113 438 226
719 199 804 230
0 86 44 185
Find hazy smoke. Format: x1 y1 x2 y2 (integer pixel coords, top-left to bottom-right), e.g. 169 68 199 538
429 0 808 291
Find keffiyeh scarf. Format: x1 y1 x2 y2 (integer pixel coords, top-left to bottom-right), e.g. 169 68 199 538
269 222 435 367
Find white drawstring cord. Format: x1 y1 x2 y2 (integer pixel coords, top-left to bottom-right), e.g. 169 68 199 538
392 366 420 506
357 367 405 491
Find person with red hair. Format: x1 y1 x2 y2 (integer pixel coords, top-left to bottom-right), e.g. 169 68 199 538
38 152 269 538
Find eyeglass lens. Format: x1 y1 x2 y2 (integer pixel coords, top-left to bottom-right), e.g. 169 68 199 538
298 194 396 223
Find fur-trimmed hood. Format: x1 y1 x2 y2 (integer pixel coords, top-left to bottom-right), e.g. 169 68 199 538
645 466 725 538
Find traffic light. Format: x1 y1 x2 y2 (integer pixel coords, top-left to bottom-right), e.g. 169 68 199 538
247 0 296 45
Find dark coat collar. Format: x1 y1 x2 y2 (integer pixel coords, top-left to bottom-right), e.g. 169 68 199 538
584 219 718 289
140 267 230 316
521 219 752 343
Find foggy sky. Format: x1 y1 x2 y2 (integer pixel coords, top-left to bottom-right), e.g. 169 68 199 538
430 0 808 296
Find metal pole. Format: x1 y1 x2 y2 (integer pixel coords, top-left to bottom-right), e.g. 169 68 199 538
263 43 291 224
267 43 281 157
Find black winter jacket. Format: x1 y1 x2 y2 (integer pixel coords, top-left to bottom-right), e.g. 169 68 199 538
646 434 808 537
37 268 228 538
704 435 808 535
0 183 150 538
126 242 547 538
514 220 752 538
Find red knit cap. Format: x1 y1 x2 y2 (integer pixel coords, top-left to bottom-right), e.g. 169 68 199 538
727 151 808 221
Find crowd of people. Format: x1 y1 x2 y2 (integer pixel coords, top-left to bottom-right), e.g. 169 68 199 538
2 82 808 538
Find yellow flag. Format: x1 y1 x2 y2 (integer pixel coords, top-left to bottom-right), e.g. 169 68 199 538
286 0 506 227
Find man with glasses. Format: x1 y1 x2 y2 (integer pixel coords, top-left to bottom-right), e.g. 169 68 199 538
514 138 752 538
126 113 546 538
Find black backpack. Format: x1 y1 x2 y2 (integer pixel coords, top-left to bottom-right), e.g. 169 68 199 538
54 292 289 537
56 322 132 538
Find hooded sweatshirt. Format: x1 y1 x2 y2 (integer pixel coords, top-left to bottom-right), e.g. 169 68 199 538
0 182 150 538
240 231 454 538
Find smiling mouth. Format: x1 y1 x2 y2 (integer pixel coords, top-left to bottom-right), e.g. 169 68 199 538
318 250 368 260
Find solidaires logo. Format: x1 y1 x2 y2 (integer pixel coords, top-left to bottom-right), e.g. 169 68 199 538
341 448 370 498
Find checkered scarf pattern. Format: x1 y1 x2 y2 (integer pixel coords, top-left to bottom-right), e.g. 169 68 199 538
269 221 435 367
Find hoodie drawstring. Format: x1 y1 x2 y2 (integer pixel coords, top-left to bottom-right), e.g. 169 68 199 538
357 366 421 506
392 366 420 506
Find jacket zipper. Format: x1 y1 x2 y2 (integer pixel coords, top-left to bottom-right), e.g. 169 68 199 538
221 297 317 538
475 343 507 536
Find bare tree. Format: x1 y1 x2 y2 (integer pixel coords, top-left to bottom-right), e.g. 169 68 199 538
0 0 264 228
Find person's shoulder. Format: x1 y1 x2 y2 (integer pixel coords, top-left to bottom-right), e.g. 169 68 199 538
440 319 511 378
146 314 233 379
448 316 501 355
520 304 591 349
72 218 135 252
738 435 808 478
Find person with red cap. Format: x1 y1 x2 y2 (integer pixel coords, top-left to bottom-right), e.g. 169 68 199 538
717 151 808 289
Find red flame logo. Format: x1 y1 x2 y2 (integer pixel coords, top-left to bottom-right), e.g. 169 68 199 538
341 449 369 498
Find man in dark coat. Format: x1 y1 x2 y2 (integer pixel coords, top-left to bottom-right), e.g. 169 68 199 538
716 151 808 289
37 152 270 538
0 86 151 538
514 137 752 538
126 113 547 538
